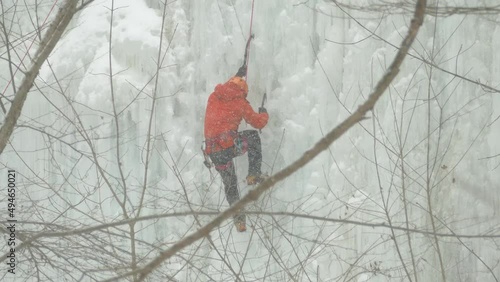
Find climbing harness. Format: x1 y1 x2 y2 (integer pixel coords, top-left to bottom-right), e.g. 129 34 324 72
204 131 238 155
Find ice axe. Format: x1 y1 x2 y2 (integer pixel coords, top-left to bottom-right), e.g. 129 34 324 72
236 34 254 78
261 92 267 109
242 34 254 68
259 93 267 133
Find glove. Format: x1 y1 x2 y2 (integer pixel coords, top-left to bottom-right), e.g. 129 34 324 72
236 65 247 77
258 107 267 114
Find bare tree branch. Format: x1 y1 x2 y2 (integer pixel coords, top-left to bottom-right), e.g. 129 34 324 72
0 0 77 155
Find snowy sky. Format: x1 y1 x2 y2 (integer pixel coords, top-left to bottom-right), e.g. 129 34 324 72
1 0 499 281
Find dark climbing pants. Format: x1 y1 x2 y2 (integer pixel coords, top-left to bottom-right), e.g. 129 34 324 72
209 130 262 209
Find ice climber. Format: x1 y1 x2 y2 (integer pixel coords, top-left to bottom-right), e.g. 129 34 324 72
203 65 268 232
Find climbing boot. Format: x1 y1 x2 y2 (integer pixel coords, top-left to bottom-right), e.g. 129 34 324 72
246 174 267 185
234 221 247 232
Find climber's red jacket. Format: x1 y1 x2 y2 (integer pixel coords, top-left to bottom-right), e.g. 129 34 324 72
204 77 268 154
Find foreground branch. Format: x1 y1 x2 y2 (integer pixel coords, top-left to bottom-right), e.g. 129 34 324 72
100 0 428 281
0 0 77 155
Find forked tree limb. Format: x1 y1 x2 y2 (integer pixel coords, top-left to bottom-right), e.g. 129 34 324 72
110 0 429 281
0 0 77 155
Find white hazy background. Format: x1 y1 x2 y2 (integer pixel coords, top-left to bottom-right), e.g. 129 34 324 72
1 0 499 281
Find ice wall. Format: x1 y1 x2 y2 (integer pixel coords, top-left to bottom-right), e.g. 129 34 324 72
1 0 499 281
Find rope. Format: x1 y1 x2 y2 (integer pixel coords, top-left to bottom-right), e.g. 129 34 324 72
245 0 256 80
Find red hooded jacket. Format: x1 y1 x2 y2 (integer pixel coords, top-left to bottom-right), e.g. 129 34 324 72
204 78 268 154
